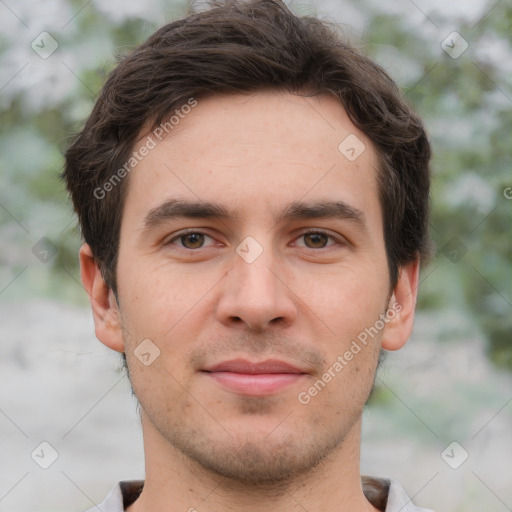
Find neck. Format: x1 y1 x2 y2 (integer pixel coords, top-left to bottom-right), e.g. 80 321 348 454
127 414 379 512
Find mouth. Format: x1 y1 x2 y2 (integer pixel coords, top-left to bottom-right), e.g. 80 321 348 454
200 358 309 396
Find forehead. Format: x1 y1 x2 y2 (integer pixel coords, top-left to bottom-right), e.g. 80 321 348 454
123 91 381 229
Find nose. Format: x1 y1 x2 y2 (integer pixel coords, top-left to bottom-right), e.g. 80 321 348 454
215 244 297 332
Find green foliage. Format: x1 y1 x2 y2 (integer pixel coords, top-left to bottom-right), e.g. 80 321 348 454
362 4 512 370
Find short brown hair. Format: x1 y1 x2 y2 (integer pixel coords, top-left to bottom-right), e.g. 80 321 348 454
63 0 431 295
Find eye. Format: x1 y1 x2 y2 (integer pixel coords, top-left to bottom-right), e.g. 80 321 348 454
165 229 342 251
294 230 340 249
167 230 216 249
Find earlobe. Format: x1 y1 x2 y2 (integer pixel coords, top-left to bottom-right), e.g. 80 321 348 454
381 258 420 351
79 243 125 353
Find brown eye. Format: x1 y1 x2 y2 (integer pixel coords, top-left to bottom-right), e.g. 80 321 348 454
166 230 218 251
180 233 205 249
303 232 329 248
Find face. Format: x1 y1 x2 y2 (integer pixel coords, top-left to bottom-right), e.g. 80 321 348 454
83 91 417 485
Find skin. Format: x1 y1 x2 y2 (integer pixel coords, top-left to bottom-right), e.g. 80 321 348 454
80 91 419 512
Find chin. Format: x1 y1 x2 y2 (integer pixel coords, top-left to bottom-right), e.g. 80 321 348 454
168 422 347 487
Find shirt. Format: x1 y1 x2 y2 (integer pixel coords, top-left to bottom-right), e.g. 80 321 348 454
83 476 434 511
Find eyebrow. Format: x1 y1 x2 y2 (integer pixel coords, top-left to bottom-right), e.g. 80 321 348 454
141 198 367 232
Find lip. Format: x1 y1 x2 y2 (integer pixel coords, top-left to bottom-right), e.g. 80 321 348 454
201 358 308 396
202 358 306 374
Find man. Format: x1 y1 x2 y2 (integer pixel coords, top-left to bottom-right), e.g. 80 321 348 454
63 0 433 510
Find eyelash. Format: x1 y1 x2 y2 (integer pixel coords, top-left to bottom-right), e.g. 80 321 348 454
165 229 343 250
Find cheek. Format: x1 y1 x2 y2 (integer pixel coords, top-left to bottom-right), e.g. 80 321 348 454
118 258 220 339
126 355 193 426
297 343 380 430
292 264 388 334
296 267 387 399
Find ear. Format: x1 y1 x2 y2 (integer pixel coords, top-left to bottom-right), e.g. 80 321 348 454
381 257 420 351
79 243 125 353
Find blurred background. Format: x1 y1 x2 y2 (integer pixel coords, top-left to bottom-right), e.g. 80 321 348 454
0 0 511 510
